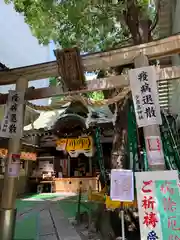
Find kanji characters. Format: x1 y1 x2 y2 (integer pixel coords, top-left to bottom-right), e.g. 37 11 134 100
163 197 176 212
168 216 180 230
135 95 144 120
141 82 151 94
11 93 19 102
144 106 156 118
10 114 17 123
160 181 174 195
10 103 17 112
143 212 158 228
146 137 161 151
147 230 158 240
142 95 154 105
137 110 144 120
9 124 17 133
142 196 155 210
138 71 148 82
1 115 9 132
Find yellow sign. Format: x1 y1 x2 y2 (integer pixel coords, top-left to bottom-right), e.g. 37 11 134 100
56 136 93 157
105 196 137 209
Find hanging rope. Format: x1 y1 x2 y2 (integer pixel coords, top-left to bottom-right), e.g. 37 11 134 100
26 87 130 111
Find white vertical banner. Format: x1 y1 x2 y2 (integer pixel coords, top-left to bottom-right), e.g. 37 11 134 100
0 90 25 138
128 66 162 128
135 171 178 240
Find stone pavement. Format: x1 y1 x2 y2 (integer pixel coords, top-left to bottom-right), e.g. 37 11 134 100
14 193 82 240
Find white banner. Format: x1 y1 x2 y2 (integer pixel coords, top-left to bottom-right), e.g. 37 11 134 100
135 171 178 240
128 66 162 127
0 90 25 138
110 169 134 202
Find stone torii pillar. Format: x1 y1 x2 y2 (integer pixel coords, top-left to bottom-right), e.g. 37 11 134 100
0 77 28 240
134 54 166 171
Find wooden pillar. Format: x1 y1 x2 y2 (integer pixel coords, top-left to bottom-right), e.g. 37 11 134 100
89 158 92 176
24 161 29 176
68 156 71 177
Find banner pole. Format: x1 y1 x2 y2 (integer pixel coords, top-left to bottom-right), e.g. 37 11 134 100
120 203 125 240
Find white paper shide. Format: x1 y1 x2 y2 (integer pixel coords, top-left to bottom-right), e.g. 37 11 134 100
0 90 25 138
110 169 134 202
128 66 162 128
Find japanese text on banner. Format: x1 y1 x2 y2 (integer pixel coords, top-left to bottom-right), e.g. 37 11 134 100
155 180 180 240
0 90 25 138
135 171 179 240
140 179 161 240
128 66 162 128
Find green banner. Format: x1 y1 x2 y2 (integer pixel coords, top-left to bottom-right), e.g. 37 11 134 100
155 180 180 240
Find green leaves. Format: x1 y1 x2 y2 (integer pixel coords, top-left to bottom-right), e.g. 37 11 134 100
5 0 156 52
87 91 104 101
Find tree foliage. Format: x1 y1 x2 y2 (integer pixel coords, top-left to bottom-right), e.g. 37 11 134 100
5 0 157 52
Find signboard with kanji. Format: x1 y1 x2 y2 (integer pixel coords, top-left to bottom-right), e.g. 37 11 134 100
0 90 25 138
135 171 179 240
128 66 162 128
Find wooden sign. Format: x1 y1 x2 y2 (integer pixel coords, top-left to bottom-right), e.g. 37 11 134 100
56 136 93 157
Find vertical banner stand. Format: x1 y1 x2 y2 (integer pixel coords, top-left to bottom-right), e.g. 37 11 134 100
120 203 125 240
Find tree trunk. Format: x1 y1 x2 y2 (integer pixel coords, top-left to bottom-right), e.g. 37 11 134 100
110 0 153 171
103 1 155 239
111 97 129 169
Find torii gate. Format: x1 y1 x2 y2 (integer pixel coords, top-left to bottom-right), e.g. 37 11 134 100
1 34 180 239
0 34 180 102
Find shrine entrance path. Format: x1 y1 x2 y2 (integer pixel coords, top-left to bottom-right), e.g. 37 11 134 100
14 192 80 240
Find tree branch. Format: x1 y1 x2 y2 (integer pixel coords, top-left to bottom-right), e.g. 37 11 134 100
123 0 142 44
149 0 161 33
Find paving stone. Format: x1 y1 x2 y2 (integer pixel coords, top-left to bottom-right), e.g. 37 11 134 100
38 210 55 236
49 203 82 240
39 233 57 240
